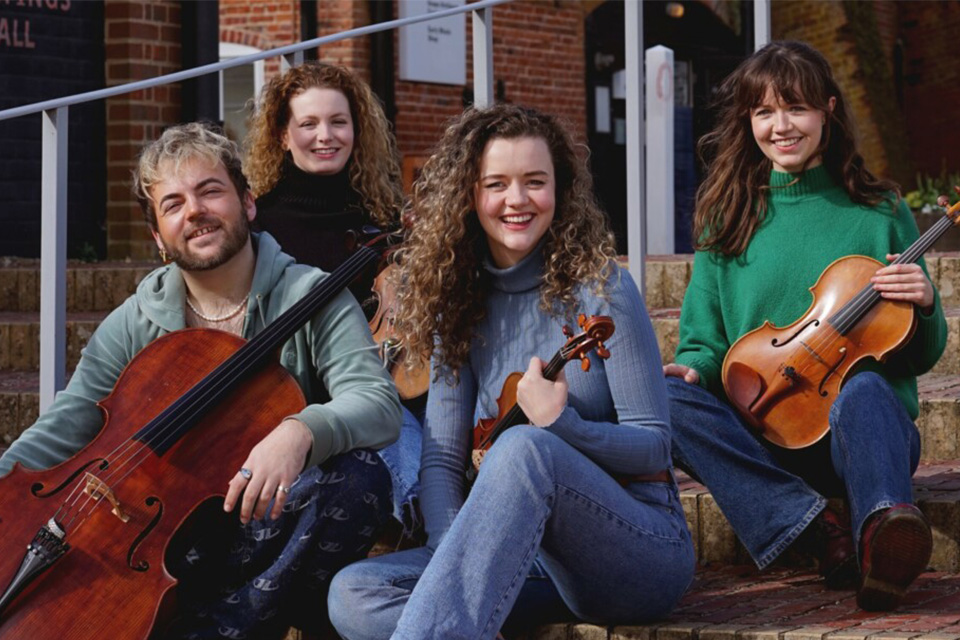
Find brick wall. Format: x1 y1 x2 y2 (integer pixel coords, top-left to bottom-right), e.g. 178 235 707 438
220 0 299 78
770 1 894 181
898 0 960 180
104 0 180 260
394 0 587 158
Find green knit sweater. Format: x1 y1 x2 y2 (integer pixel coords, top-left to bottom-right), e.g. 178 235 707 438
674 165 947 419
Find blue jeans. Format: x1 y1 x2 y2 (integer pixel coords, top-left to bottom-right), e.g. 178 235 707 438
376 406 423 533
667 372 921 569
329 426 695 640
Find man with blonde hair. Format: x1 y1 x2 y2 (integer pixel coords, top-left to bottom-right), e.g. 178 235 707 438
0 122 401 638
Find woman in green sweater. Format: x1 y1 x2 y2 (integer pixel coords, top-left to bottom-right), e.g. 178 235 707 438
666 41 947 611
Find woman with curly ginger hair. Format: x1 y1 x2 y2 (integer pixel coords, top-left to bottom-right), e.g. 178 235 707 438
327 104 694 640
244 61 424 555
665 41 946 611
245 61 403 284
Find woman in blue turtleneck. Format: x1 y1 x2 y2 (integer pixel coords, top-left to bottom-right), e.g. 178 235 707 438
326 104 694 640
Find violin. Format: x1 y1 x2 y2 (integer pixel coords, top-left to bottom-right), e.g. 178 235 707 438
723 196 960 449
0 232 393 639
368 262 430 400
468 314 614 476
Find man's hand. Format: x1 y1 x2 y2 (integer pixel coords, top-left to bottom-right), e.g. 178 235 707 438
224 418 313 524
663 363 700 384
516 357 568 427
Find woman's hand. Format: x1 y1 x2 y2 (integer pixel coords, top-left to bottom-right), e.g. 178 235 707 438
872 254 935 314
516 357 568 427
224 418 313 524
663 363 700 384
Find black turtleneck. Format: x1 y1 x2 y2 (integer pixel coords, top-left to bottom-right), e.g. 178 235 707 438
254 158 368 274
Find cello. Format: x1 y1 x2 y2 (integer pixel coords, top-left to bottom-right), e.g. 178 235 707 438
723 195 960 449
0 231 393 639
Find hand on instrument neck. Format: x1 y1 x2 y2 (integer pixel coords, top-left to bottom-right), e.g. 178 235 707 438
516 356 568 427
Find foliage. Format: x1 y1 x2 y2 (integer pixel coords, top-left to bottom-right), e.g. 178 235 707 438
905 168 960 213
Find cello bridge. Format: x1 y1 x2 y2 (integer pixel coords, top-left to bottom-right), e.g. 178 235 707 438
83 472 130 523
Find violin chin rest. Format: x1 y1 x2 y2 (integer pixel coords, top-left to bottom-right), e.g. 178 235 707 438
725 361 765 415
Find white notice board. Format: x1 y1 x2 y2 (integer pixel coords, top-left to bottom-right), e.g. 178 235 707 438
398 0 466 85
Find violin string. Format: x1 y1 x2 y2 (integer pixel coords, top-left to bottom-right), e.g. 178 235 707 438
760 214 954 402
53 245 381 534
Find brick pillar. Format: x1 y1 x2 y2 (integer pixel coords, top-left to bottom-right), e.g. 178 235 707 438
104 0 181 260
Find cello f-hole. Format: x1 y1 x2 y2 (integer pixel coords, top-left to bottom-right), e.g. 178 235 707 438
127 496 163 572
31 458 105 499
771 319 820 347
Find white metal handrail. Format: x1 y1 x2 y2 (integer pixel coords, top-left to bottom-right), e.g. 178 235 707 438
9 0 507 412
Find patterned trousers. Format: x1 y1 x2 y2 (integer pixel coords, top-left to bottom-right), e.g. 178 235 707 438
162 449 392 640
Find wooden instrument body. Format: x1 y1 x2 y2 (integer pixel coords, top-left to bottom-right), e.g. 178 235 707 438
0 329 304 639
722 255 915 449
368 263 429 400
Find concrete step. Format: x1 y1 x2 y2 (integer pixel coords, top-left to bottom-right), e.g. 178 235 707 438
528 565 960 640
650 308 960 378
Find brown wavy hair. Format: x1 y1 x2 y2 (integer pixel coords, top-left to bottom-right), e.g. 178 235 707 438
393 104 618 374
244 62 403 226
695 40 899 256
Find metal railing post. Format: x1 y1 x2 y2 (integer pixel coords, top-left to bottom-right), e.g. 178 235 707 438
282 50 305 72
39 107 68 412
755 0 771 50
472 6 494 107
625 0 646 297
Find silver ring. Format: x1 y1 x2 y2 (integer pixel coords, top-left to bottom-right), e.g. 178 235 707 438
239 468 252 480
277 485 291 495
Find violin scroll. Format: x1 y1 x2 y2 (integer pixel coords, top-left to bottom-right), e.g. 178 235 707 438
563 314 614 372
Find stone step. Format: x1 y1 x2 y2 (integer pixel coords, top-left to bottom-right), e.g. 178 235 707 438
650 308 960 378
641 252 960 311
679 462 960 574
0 311 108 371
3 251 959 315
528 565 960 640
0 258 158 313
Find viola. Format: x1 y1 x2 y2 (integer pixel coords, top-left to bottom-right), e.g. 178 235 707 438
722 196 960 449
468 314 614 476
368 262 430 400
0 231 394 639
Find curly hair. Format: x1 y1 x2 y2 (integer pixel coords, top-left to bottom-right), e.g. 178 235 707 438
133 121 248 232
244 62 403 226
393 104 618 375
695 40 899 256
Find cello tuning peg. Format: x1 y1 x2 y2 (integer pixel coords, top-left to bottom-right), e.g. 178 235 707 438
562 324 573 338
580 354 591 372
596 344 610 359
938 194 951 209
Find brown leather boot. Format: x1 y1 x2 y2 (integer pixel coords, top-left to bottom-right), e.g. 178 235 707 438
816 506 859 590
857 504 932 611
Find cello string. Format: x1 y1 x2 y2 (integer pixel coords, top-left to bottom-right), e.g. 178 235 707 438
54 244 381 532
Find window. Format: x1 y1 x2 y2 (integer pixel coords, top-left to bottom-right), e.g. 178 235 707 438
219 43 265 143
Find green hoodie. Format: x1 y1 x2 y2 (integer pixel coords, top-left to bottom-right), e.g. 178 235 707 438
0 232 401 475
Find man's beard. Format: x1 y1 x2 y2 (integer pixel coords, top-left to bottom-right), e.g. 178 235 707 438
161 214 251 272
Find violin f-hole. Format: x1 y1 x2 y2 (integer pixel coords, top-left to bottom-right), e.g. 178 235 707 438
771 319 820 347
818 347 847 397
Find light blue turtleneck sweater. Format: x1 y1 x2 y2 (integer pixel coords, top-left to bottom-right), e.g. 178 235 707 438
419 245 673 549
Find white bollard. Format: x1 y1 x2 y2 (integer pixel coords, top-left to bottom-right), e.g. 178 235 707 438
645 45 674 255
